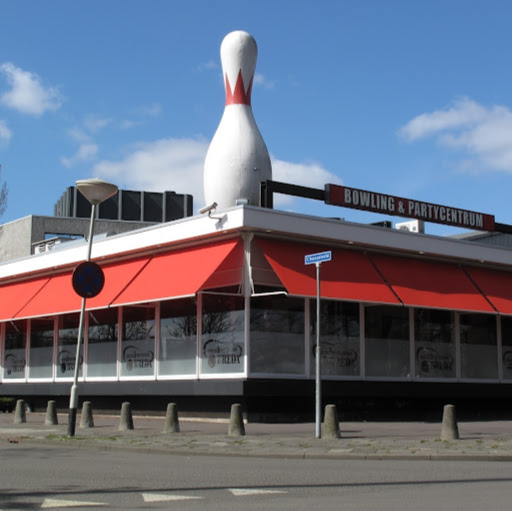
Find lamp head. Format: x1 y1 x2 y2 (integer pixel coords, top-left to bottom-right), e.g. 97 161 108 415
76 178 118 205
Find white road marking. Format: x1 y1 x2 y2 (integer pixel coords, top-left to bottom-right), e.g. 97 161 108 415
41 497 106 507
229 488 288 496
142 493 203 502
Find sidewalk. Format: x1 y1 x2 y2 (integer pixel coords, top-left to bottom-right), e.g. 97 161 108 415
1 411 512 461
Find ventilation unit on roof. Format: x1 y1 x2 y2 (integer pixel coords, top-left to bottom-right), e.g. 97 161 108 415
395 219 425 233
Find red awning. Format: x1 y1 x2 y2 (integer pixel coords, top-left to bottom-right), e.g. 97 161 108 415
15 257 151 319
1 239 243 320
0 276 50 321
201 239 244 290
255 238 400 304
111 239 243 306
465 267 512 315
370 254 496 313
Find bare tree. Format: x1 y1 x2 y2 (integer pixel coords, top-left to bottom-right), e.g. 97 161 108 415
0 164 7 218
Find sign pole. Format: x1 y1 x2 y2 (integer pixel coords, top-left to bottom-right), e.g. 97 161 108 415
315 261 322 439
304 250 331 439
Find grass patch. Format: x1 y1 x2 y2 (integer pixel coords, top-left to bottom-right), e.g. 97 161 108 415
45 434 84 441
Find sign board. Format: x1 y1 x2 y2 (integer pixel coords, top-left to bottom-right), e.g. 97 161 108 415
305 251 332 265
72 261 105 298
325 184 496 231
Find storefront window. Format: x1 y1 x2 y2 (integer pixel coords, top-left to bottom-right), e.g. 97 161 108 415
502 316 512 380
3 320 27 379
365 305 410 378
311 300 359 377
56 313 80 379
29 318 54 379
201 294 244 375
120 306 156 377
414 309 455 378
159 298 197 376
87 308 118 378
460 313 498 379
250 296 305 375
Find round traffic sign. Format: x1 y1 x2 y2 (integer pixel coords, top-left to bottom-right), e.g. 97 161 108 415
72 261 105 298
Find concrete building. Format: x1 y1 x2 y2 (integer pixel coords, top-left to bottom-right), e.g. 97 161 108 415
0 187 193 263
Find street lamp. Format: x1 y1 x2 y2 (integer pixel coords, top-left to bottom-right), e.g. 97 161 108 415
67 178 118 437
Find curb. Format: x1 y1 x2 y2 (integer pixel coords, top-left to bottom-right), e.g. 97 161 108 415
5 435 512 462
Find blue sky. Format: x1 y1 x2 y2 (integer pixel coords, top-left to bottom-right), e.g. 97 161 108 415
1 0 512 236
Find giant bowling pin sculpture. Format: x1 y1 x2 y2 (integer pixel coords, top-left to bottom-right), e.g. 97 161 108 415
204 31 272 209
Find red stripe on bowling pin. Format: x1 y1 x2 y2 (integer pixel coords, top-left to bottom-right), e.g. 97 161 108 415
225 70 253 106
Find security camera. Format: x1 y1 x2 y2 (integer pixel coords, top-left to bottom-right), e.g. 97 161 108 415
199 202 218 215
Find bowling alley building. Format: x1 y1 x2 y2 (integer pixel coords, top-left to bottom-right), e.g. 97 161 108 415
1 29 512 419
1 181 512 419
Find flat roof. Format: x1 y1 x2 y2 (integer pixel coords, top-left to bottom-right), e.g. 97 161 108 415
2 205 512 282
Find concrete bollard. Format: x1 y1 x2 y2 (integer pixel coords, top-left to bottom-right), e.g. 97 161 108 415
14 399 26 424
441 404 460 440
119 402 134 431
323 404 341 439
45 400 58 425
163 402 180 433
228 403 246 437
79 401 94 428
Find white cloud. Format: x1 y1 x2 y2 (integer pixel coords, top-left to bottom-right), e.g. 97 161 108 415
61 116 112 168
399 97 512 173
120 103 162 130
198 60 218 71
0 62 62 116
93 138 209 200
83 115 112 133
254 73 277 90
91 137 341 210
272 158 342 206
61 143 98 168
0 120 12 146
136 103 162 117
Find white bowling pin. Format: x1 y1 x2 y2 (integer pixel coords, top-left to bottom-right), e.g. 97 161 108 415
204 31 272 210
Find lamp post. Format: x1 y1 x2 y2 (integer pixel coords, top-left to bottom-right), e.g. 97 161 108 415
67 178 118 437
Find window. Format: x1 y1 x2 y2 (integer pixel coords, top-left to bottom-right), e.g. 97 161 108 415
159 298 197 376
201 294 244 375
87 308 118 378
29 318 54 379
121 306 156 377
56 313 80 379
311 300 359 377
250 296 305 375
460 313 498 379
365 305 410 378
3 320 27 379
414 309 455 379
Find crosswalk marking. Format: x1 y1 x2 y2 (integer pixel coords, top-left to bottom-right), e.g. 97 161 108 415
229 488 288 496
142 493 203 502
41 498 106 508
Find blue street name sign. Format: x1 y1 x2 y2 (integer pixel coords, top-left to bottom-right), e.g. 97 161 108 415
304 250 332 265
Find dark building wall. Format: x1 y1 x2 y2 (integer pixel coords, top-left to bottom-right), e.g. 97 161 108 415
54 187 193 223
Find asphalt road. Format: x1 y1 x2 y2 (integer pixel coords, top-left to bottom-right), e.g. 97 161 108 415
2 444 512 510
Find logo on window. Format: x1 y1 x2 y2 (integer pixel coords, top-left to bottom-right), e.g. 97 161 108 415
417 346 454 374
203 339 243 367
58 350 83 374
4 353 26 375
123 346 154 370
